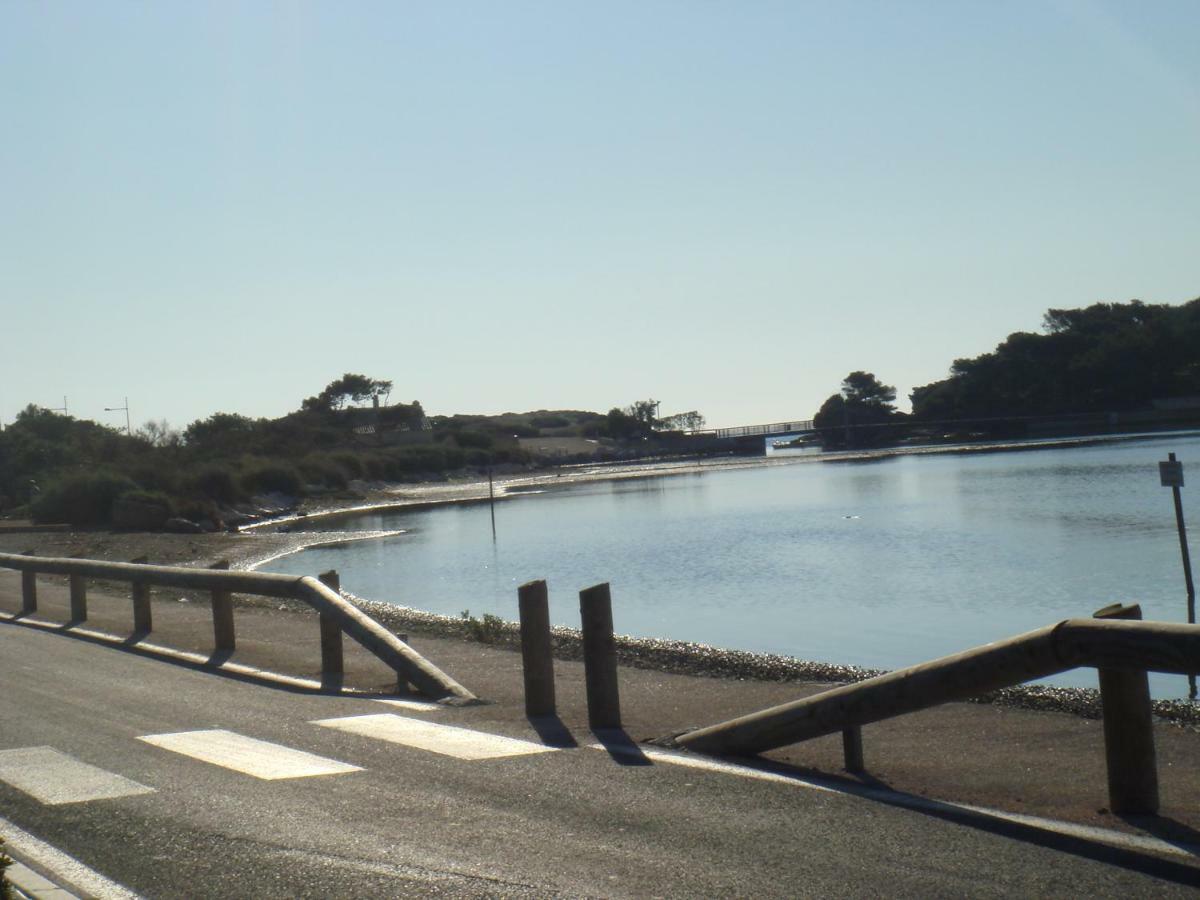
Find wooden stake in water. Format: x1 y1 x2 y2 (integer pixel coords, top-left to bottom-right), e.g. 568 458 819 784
1159 452 1196 699
488 465 496 542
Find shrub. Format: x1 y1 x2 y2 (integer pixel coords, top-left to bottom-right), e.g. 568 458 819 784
453 430 494 450
31 472 138 526
191 466 240 504
129 462 181 495
177 498 219 525
464 449 491 467
531 415 569 429
111 490 175 531
297 456 349 490
330 452 365 479
460 610 507 643
241 464 304 498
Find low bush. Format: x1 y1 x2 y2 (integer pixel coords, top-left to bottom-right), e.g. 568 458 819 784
241 464 304 498
31 472 138 526
111 489 175 531
191 465 241 504
330 452 365 479
297 456 349 490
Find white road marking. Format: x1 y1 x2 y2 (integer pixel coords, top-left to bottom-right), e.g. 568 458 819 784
0 812 141 899
0 747 155 806
137 730 362 780
590 744 1199 860
587 742 835 792
312 714 558 760
373 698 442 712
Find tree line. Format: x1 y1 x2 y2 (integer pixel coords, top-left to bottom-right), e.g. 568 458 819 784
813 296 1200 448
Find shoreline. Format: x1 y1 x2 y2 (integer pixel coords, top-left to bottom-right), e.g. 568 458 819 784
3 429 1199 728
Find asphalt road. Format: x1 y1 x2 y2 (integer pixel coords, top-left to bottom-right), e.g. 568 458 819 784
2 623 1198 898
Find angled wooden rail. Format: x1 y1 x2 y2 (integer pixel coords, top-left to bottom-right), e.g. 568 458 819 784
675 612 1200 814
0 551 476 705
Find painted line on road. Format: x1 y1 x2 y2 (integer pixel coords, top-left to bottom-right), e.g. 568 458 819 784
0 747 155 806
0 813 140 899
312 714 558 760
589 743 1198 861
587 742 835 792
138 730 362 780
373 698 443 712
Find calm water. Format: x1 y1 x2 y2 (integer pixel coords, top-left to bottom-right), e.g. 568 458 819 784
264 434 1200 698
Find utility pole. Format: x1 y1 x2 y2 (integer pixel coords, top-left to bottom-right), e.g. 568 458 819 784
105 397 131 435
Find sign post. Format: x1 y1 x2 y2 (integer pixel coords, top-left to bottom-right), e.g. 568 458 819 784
1160 452 1196 699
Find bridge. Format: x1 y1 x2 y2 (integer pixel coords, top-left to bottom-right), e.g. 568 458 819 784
687 419 815 440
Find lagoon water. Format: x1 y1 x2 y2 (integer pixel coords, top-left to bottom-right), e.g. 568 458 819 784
264 434 1200 699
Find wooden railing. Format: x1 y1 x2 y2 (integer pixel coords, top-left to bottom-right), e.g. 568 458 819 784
0 551 476 705
674 605 1200 814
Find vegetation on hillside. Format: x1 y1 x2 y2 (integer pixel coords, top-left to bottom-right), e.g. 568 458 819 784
812 296 1200 449
0 375 710 528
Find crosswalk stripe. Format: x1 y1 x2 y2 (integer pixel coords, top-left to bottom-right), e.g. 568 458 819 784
138 730 362 780
0 747 155 805
312 714 558 760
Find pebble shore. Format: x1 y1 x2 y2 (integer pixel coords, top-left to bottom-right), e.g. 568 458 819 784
338 592 1200 732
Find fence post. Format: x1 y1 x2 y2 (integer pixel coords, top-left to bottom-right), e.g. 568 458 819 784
842 726 865 773
317 570 344 675
209 559 234 651
579 582 621 729
518 580 556 717
130 556 152 634
21 550 37 613
69 574 87 622
1093 603 1159 814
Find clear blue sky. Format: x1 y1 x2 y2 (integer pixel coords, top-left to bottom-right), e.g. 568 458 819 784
3 1 1197 431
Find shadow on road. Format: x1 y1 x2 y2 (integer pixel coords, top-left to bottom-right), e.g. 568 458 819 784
592 728 652 766
527 714 579 749
736 756 1200 889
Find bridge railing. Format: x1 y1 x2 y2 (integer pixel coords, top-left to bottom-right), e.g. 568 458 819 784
687 420 815 439
673 605 1200 814
0 551 476 705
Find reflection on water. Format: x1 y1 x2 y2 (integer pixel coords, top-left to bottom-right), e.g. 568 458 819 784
265 434 1200 699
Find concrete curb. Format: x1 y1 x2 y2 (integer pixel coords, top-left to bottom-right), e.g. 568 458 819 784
6 855 81 899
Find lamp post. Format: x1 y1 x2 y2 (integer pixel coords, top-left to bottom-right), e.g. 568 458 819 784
105 397 131 435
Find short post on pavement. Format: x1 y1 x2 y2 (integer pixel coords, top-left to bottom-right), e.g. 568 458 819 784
209 559 235 652
579 582 621 729
518 579 556 717
1093 602 1159 815
317 570 344 675
842 726 865 773
130 556 152 634
1158 452 1196 699
21 550 37 614
69 573 87 622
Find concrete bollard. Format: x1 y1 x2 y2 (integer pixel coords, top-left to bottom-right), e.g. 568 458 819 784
130 556 151 634
209 559 234 651
317 570 344 675
21 550 37 613
518 580 556 717
579 582 621 729
1093 603 1159 814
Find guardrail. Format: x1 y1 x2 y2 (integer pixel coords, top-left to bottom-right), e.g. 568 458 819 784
674 605 1200 814
0 551 476 705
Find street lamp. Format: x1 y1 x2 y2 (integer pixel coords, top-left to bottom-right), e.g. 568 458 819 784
105 397 131 435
